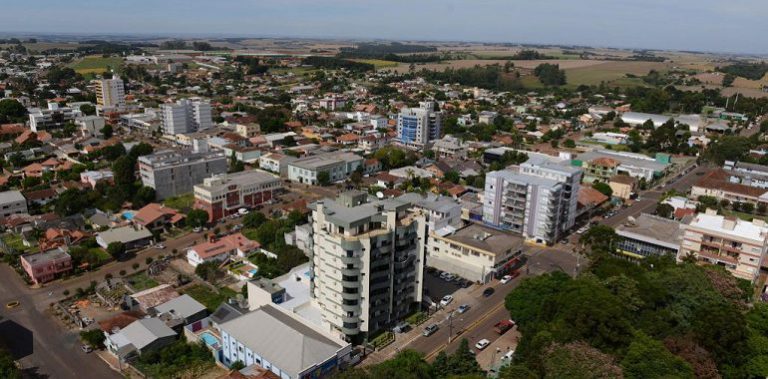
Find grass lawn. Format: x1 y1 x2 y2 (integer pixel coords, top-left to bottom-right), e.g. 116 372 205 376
127 272 159 291
163 193 195 212
89 248 112 264
721 209 764 222
350 59 399 69
1 233 37 254
183 284 237 311
67 55 124 75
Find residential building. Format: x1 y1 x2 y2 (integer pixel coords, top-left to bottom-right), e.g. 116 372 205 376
396 101 442 148
152 294 208 327
186 233 260 267
193 171 281 222
287 152 363 185
96 75 125 109
309 193 424 340
483 153 582 244
0 190 28 218
20 247 73 284
161 99 213 135
615 214 685 259
127 284 180 313
219 304 352 378
104 318 177 360
432 135 467 159
477 111 498 124
75 115 106 137
609 175 637 200
132 203 185 232
80 170 114 189
28 102 81 132
678 209 768 282
690 169 768 206
319 96 347 111
723 160 768 189
258 153 297 177
235 122 260 138
574 150 670 184
96 225 154 250
139 150 228 200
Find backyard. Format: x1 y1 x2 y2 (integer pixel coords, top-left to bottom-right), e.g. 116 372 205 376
163 193 195 212
126 272 159 291
182 284 238 311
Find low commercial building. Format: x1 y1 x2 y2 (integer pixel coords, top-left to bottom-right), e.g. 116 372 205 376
287 152 363 185
690 169 768 206
0 190 28 219
193 171 281 222
186 233 260 268
615 214 685 259
219 304 353 378
139 150 228 200
678 209 768 282
723 160 768 189
574 150 670 184
427 224 523 283
20 247 73 284
259 153 297 177
96 225 154 250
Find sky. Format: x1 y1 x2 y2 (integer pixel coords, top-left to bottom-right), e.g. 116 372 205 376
2 0 767 54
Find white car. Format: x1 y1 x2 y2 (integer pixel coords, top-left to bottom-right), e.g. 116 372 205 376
500 275 513 284
475 339 490 350
440 295 454 307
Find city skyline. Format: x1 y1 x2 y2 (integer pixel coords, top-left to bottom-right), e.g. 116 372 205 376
0 0 766 54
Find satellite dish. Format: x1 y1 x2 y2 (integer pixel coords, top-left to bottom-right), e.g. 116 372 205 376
376 191 384 199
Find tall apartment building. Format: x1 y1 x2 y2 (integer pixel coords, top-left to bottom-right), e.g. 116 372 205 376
160 99 213 135
677 209 768 282
309 191 424 342
28 102 82 132
483 154 582 245
194 170 281 222
96 75 125 109
138 150 227 200
396 101 442 148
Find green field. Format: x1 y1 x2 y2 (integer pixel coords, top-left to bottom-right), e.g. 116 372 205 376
67 55 124 75
127 272 159 291
350 59 399 69
163 193 195 212
183 284 238 311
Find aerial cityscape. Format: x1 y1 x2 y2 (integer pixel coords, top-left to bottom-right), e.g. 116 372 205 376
1 1 768 379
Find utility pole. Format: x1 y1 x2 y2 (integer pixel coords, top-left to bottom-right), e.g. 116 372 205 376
447 311 453 343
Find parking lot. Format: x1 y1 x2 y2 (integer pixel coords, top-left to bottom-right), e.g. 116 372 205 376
423 268 471 306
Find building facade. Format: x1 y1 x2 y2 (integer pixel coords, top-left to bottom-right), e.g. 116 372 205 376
0 190 28 218
160 99 213 135
287 152 363 185
396 101 442 148
309 193 424 341
20 248 73 284
194 170 281 222
96 76 126 109
138 150 227 200
677 209 768 282
28 103 81 132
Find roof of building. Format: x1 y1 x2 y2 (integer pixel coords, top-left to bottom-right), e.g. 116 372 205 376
98 225 153 246
130 284 180 310
610 175 637 185
578 186 610 208
616 213 685 250
210 302 248 326
133 203 184 226
216 366 280 379
219 304 347 379
153 294 206 319
197 170 280 192
189 233 260 259
694 169 768 198
113 317 176 351
591 157 621 168
138 149 226 167
21 247 70 266
289 151 362 170
687 211 768 242
441 224 522 256
98 311 144 333
577 150 668 172
0 190 25 204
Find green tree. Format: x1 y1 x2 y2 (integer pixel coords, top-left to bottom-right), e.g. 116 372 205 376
0 348 21 379
655 203 674 218
444 170 460 184
111 155 136 187
80 329 106 348
445 339 484 377
129 143 154 159
186 209 209 228
0 98 27 119
592 182 613 197
533 63 567 86
107 241 126 260
579 225 619 255
80 103 96 116
541 341 624 379
317 171 331 186
100 124 114 139
194 261 222 282
243 212 267 228
563 139 576 148
621 333 695 379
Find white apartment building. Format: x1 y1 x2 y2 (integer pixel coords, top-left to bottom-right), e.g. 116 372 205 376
287 152 363 185
96 75 125 109
396 101 442 148
138 150 227 200
75 115 106 137
483 156 582 245
678 209 768 282
0 190 28 218
309 192 424 341
161 99 213 135
28 102 82 132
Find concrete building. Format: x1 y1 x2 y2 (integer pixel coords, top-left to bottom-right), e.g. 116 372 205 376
574 150 670 184
20 247 73 284
219 303 352 378
397 101 442 148
259 153 297 177
160 99 213 135
308 192 424 341
432 135 467 159
139 150 227 200
28 102 81 132
287 152 363 185
724 160 768 189
186 233 260 267
615 214 685 259
483 153 582 244
75 115 106 137
678 209 768 282
96 225 154 250
105 318 176 360
96 75 125 109
193 170 281 222
0 190 28 218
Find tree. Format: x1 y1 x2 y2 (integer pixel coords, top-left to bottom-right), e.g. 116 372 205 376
80 329 106 348
133 186 156 207
0 348 21 379
533 63 567 86
655 203 674 218
444 170 460 184
444 339 484 377
722 74 736 87
100 124 114 139
317 171 331 186
592 182 613 198
505 272 572 327
580 225 619 254
621 333 695 379
186 209 209 228
195 261 222 282
563 139 576 148
243 212 267 228
107 242 126 260
112 155 136 187
80 103 96 116
0 98 27 119
742 202 755 214
129 142 154 159
541 341 624 379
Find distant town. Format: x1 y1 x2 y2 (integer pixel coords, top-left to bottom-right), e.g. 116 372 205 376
0 36 767 379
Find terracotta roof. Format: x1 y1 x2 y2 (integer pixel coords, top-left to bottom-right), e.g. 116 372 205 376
695 169 768 198
98 311 144 332
23 188 58 201
337 133 359 142
133 203 184 226
216 367 280 379
0 124 25 135
674 208 696 220
190 233 260 260
578 186 610 207
591 157 620 168
446 185 467 197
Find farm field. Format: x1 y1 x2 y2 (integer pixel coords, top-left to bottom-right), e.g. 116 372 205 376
350 59 399 68
67 55 123 75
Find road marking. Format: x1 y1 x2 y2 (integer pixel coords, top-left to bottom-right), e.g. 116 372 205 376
424 299 507 361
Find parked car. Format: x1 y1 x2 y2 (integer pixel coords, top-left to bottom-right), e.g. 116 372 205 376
460 280 472 288
494 319 516 334
439 271 449 280
482 288 495 297
444 273 456 282
392 322 410 334
440 295 454 307
457 304 470 314
500 275 513 284
475 339 491 350
423 324 439 337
